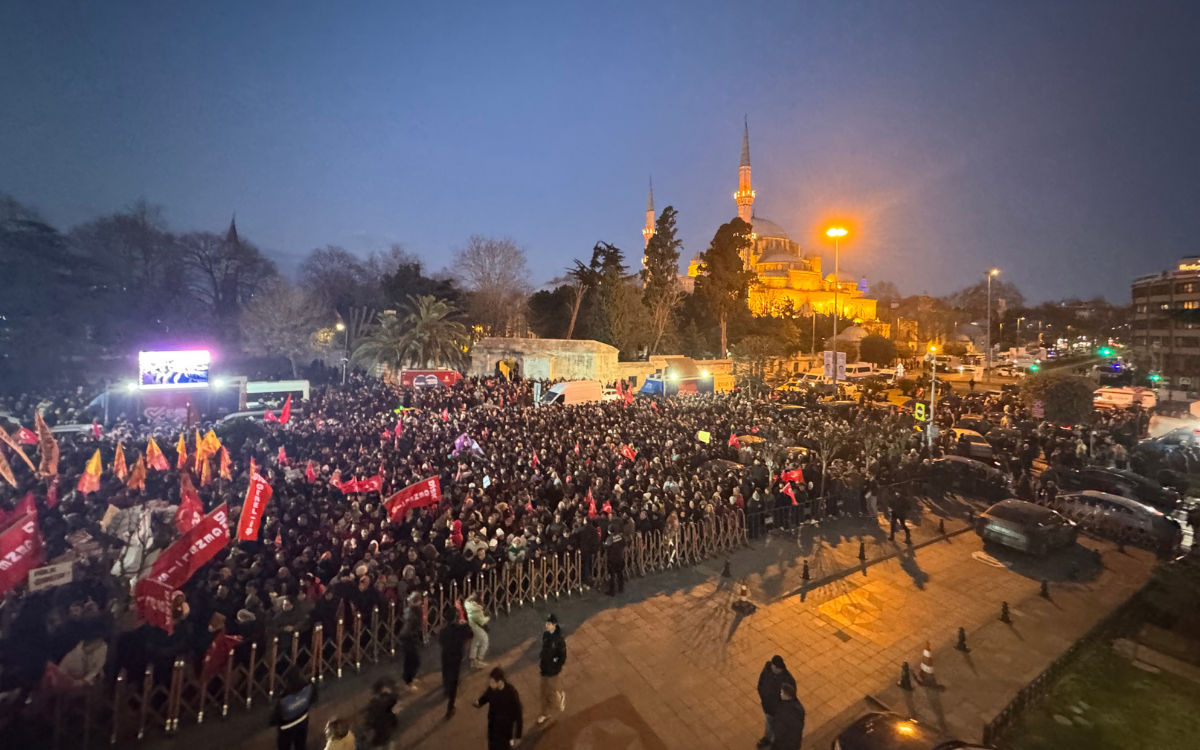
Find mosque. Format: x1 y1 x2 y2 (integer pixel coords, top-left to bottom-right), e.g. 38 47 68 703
643 122 876 321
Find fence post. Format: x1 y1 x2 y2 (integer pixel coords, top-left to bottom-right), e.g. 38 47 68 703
354 612 363 672
167 657 185 734
222 648 235 718
334 617 344 678
245 641 258 709
387 602 397 657
137 665 152 740
312 625 324 682
266 635 279 699
111 668 126 745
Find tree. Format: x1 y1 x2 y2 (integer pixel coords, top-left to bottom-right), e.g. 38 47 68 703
858 334 897 367
453 235 531 336
241 278 331 377
181 223 277 339
298 246 369 315
1021 373 1095 425
640 206 685 354
942 279 1026 322
351 295 468 372
693 218 756 357
527 285 575 339
730 334 785 397
379 245 461 310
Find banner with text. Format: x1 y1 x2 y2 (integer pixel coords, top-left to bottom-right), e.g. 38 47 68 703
384 477 442 522
237 476 273 541
0 514 44 596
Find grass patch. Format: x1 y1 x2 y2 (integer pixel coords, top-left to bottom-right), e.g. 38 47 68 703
1004 644 1200 750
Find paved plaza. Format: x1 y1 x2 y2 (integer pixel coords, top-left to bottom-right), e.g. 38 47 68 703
183 509 1156 750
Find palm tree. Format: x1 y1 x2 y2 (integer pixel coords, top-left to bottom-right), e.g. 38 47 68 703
350 295 468 372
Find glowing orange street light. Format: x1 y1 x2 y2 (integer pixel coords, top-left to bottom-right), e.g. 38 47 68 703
825 227 849 386
826 227 848 238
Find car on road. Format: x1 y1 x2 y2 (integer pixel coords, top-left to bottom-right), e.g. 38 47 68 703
1139 426 1200 456
1040 466 1179 514
975 499 1078 556
930 456 1012 501
951 428 994 460
831 712 990 749
1052 490 1181 545
954 416 993 436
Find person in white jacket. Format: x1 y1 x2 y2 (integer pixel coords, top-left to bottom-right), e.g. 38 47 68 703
464 592 490 668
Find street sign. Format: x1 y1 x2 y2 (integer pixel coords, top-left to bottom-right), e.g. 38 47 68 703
1032 399 1044 419
914 403 927 421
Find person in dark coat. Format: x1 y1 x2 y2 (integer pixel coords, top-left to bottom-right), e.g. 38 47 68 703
604 528 627 596
537 613 567 724
770 682 805 750
399 592 422 691
270 669 318 750
474 667 523 750
439 608 472 720
361 677 398 749
756 655 796 748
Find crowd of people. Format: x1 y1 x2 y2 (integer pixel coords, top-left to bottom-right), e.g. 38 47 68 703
0 363 1176 747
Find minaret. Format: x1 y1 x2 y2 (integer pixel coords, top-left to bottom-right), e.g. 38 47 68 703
642 178 656 249
735 118 755 224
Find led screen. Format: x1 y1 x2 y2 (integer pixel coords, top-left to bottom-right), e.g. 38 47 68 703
139 350 210 389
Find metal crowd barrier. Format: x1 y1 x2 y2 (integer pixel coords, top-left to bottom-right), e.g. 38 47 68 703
34 510 745 749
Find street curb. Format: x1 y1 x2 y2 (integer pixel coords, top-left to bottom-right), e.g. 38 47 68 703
774 523 974 603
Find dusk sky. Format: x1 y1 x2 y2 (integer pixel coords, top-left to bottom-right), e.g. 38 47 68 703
3 0 1199 304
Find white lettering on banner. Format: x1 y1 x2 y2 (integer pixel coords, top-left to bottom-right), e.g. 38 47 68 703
0 520 38 571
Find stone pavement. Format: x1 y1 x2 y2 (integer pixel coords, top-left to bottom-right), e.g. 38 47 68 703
167 510 1156 750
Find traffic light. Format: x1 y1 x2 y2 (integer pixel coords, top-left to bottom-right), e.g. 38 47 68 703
1029 362 1040 373
1149 372 1162 383
1098 347 1114 357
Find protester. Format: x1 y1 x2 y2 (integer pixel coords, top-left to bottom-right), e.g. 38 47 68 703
270 669 317 750
439 606 472 720
360 677 399 749
465 592 490 669
756 655 796 749
474 667 523 750
770 682 805 750
537 613 567 724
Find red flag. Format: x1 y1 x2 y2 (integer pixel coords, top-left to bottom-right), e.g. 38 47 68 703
780 468 805 484
0 513 44 596
276 445 288 466
499 394 504 407
531 451 539 468
574 442 580 455
441 408 449 422
146 438 169 471
91 421 102 439
586 488 597 519
279 395 292 425
149 504 230 590
394 422 404 438
524 500 534 513
360 473 384 494
383 477 442 522
623 390 633 405
134 578 177 634
126 456 147 492
218 447 232 480
45 478 59 509
16 492 36 517
264 410 278 422
16 427 36 445
602 500 612 515
728 433 740 448
621 444 636 462
650 401 658 412
76 450 103 495
200 631 243 680
237 475 273 541
304 460 316 484
175 492 202 534
781 482 797 506
274 531 282 547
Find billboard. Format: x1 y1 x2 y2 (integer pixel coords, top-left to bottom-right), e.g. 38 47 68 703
139 350 210 390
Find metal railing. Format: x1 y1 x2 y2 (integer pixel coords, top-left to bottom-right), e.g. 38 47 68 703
29 511 745 749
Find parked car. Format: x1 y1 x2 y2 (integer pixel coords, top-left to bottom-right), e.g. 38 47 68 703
976 499 1078 556
955 416 993 436
951 428 994 460
1052 490 1181 546
1139 426 1200 456
832 712 990 749
1040 466 1179 514
930 456 1012 501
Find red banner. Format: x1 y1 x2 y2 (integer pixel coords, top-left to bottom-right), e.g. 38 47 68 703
237 477 273 541
384 477 441 522
0 513 44 595
134 578 177 634
147 503 230 589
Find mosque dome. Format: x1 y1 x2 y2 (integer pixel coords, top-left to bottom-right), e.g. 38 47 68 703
748 216 790 240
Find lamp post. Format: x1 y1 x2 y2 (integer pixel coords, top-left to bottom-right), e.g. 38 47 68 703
927 345 938 452
826 227 848 388
986 269 999 383
336 321 348 385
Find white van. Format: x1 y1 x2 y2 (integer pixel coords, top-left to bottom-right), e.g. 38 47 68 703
540 380 604 406
1094 387 1156 410
843 363 877 380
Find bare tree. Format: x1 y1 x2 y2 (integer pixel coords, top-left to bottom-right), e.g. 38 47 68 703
452 235 532 336
181 228 277 336
242 278 332 376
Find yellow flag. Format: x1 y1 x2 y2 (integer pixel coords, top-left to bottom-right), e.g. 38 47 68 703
77 449 102 494
113 443 128 481
176 433 187 469
194 429 206 465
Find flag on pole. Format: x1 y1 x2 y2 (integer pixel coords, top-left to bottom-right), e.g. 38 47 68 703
193 429 207 467
781 482 797 506
602 500 612 515
176 434 187 469
0 426 36 473
219 447 232 480
126 455 147 491
779 468 804 484
264 410 278 422
77 450 102 495
34 412 59 477
177 473 202 533
91 421 102 439
146 437 169 471
304 460 316 484
279 395 292 425
16 427 37 445
441 408 450 422
650 401 658 412
728 433 740 449
531 451 539 468
574 442 580 455
113 443 128 481
621 444 637 462
199 454 212 487
586 488 597 519
394 421 403 438
202 430 222 456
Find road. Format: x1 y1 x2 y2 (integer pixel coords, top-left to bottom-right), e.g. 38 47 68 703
197 510 1156 750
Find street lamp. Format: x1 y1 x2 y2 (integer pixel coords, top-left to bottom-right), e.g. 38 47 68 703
336 321 348 385
826 227 848 389
926 345 938 452
986 269 999 383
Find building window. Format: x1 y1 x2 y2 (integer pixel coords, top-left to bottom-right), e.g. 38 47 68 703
1177 282 1199 294
1133 337 1147 347
1182 301 1200 310
1160 302 1172 311
1135 303 1147 313
1152 336 1164 347
1177 337 1200 349
1151 283 1172 296
1132 286 1149 298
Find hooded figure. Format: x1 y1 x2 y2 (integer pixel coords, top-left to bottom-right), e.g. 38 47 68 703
537 613 567 724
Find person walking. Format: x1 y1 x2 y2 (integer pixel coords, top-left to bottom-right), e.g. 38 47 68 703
465 592 490 668
400 592 422 691
270 669 318 750
537 614 567 724
474 667 523 750
361 678 399 749
604 525 627 596
770 682 806 750
440 605 472 719
756 655 795 749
